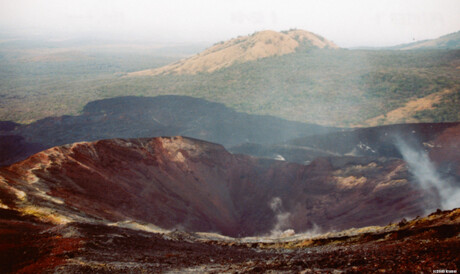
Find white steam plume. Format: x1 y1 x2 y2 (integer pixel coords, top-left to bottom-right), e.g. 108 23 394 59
268 197 294 237
395 137 460 210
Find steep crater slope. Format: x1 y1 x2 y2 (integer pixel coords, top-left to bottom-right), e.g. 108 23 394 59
0 137 437 237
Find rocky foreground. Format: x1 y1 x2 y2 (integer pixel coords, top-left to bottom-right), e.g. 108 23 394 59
1 206 459 273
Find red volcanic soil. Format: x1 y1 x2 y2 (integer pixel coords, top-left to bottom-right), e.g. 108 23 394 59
0 137 436 237
1 205 459 272
0 208 82 273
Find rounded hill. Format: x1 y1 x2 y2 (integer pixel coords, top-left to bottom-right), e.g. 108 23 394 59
129 29 338 76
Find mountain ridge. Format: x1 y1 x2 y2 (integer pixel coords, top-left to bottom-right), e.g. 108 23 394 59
392 30 460 50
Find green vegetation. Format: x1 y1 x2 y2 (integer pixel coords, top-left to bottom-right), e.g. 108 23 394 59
0 43 459 126
0 44 180 123
413 91 460 122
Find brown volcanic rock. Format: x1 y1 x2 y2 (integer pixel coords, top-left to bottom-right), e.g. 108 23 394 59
0 209 460 273
0 137 435 237
1 204 459 272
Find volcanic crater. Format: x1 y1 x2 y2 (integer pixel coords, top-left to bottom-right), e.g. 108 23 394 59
1 136 438 237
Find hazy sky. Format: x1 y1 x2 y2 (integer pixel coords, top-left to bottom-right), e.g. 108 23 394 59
1 0 459 47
